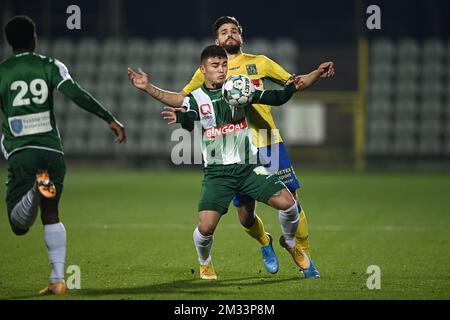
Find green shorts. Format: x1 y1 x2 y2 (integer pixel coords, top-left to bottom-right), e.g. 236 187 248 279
5 148 66 213
198 163 286 214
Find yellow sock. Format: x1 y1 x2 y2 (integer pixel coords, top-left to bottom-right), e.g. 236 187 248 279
243 215 270 246
295 209 311 257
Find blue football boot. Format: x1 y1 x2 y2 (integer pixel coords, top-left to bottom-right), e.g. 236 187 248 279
260 233 279 274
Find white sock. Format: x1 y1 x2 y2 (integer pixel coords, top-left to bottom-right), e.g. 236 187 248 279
10 187 40 229
44 222 66 282
278 201 300 248
193 227 213 265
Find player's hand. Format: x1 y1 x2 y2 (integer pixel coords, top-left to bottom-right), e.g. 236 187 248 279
286 74 305 90
161 106 186 125
128 67 150 91
318 62 335 78
109 120 127 143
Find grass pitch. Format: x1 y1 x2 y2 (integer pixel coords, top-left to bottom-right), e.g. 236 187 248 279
0 168 449 300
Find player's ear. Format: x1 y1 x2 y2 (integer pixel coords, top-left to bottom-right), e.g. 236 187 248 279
214 38 220 46
200 63 206 74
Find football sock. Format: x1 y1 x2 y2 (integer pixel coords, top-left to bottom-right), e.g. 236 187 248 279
278 201 300 248
44 223 66 283
242 214 270 246
193 227 213 265
10 186 40 230
295 209 311 256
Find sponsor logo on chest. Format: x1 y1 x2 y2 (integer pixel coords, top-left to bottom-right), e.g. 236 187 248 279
204 119 248 139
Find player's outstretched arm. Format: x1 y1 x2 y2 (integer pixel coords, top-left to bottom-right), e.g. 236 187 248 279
58 80 126 143
253 76 304 107
127 67 186 107
294 61 335 91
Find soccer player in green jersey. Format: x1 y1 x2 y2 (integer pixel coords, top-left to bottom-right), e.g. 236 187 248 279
155 45 314 279
128 16 333 278
1 16 126 295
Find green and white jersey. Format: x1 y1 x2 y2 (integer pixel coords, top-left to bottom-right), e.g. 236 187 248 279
178 83 297 167
0 51 116 160
0 51 71 159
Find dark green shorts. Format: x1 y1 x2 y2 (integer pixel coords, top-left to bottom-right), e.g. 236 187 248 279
5 148 66 213
198 163 286 214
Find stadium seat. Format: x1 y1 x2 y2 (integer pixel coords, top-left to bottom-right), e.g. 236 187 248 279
274 38 298 67
397 38 420 61
392 137 416 155
174 38 198 64
102 38 125 61
394 99 417 115
248 38 273 56
397 61 420 80
419 99 442 118
53 38 75 64
368 118 391 139
126 38 148 59
365 138 391 156
76 38 99 60
421 78 444 99
369 81 392 99
371 38 395 62
393 118 416 138
370 61 393 81
395 80 418 100
423 39 444 60
149 38 174 62
418 139 441 155
367 98 392 118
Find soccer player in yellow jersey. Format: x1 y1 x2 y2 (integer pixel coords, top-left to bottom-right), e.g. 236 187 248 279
128 16 334 278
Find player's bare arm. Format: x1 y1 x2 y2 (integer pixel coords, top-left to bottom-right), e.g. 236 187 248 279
127 67 186 106
294 61 335 91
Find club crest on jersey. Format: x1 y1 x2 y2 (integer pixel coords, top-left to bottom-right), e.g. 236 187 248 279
246 64 258 75
10 119 23 135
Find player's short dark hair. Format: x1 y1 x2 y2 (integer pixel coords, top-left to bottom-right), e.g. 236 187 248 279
5 15 36 50
213 16 243 36
200 45 227 63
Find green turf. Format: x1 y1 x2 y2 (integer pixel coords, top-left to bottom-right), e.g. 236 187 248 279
0 168 449 300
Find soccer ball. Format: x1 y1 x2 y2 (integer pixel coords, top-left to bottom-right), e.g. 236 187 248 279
222 74 255 107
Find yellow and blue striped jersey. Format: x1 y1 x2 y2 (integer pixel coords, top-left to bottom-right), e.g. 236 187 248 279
182 52 291 148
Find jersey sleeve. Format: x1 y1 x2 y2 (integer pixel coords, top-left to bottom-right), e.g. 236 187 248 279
182 68 204 94
49 58 73 90
263 56 292 86
58 80 117 124
252 83 297 106
176 96 199 131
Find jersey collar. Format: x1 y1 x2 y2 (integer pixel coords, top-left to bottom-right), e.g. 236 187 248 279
202 83 223 92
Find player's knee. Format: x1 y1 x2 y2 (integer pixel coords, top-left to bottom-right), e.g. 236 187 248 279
270 189 296 211
7 210 29 236
238 213 255 229
236 205 256 228
197 224 214 237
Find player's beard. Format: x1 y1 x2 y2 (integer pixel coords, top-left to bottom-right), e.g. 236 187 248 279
222 44 241 55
